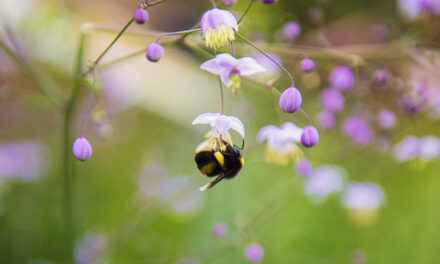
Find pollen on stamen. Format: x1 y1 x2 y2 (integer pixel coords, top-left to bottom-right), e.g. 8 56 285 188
204 25 235 50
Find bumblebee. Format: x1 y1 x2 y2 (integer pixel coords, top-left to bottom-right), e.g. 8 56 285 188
195 140 244 191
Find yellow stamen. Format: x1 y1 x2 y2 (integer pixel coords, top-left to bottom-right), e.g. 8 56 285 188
204 24 235 50
264 144 303 165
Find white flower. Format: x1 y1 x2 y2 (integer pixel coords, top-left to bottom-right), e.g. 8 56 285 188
192 112 245 140
257 122 303 165
200 53 265 87
342 182 385 211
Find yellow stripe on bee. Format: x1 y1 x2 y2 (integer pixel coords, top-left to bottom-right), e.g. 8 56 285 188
239 156 244 165
214 151 225 166
200 162 217 175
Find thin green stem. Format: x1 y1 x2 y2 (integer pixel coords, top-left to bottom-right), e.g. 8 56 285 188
62 33 85 263
156 28 201 42
235 31 295 86
93 18 134 65
299 108 312 125
218 76 225 115
237 0 255 24
210 0 217 8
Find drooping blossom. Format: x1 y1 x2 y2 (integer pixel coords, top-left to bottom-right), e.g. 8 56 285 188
75 232 107 264
200 8 238 49
279 86 302 113
257 122 303 165
244 243 264 262
72 137 92 161
304 165 345 202
320 88 344 113
200 53 265 91
329 66 355 91
343 117 374 145
212 221 227 236
295 158 312 176
301 125 319 147
0 141 47 180
146 42 164 62
134 8 149 24
192 112 245 150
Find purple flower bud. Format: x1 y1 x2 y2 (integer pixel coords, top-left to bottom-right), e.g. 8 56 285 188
72 137 92 161
262 0 277 4
283 22 301 42
300 58 315 72
317 111 335 129
320 88 344 112
146 42 164 62
212 222 227 236
295 158 312 176
378 109 396 129
279 86 302 113
370 24 389 42
329 66 355 91
134 8 149 24
244 243 264 262
301 126 319 147
222 0 237 5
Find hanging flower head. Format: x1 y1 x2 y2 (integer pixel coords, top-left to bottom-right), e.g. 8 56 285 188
200 53 265 92
192 112 245 151
257 122 303 165
200 8 238 49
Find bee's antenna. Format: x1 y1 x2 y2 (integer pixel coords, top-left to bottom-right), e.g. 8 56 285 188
199 174 225 192
240 139 245 150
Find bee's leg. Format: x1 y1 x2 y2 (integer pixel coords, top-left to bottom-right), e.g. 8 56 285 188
199 174 225 192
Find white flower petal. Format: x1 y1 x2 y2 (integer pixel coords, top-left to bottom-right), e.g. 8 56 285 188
236 57 266 76
192 112 220 125
200 59 224 75
281 122 303 142
257 125 280 142
227 115 245 138
220 69 233 87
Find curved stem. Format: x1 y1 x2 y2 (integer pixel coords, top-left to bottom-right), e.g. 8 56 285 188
80 67 97 137
156 28 201 42
237 0 255 24
231 41 236 57
299 108 312 125
235 31 295 86
210 0 217 8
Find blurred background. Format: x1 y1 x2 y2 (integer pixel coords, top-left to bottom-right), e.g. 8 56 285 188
1 0 440 263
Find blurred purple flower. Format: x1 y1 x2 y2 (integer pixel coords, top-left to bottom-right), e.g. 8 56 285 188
317 111 335 129
201 53 265 87
320 88 344 112
244 243 264 262
262 0 277 4
283 22 301 42
351 250 367 264
304 166 345 202
374 69 390 86
329 66 355 91
419 136 440 160
306 8 324 24
72 137 92 161
342 182 385 211
257 122 303 165
0 141 47 180
75 233 106 264
301 125 319 147
212 221 227 236
399 0 440 19
343 117 374 145
300 58 315 72
393 136 422 162
377 109 396 129
370 24 389 42
295 158 312 176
